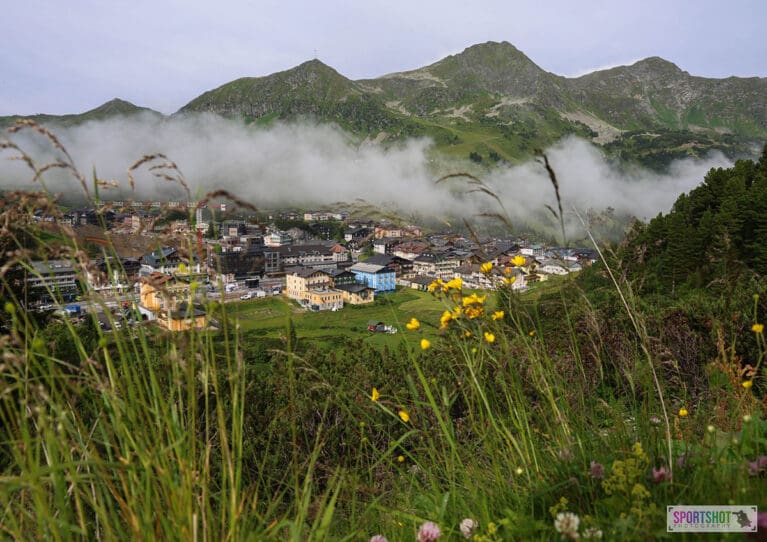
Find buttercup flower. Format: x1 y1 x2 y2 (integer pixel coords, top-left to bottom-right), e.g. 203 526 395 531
511 255 526 267
484 332 496 343
752 323 764 333
371 387 380 402
492 310 504 320
742 379 753 388
417 521 441 542
480 262 493 274
398 410 410 423
420 338 431 350
397 455 405 463
406 318 420 330
678 407 689 417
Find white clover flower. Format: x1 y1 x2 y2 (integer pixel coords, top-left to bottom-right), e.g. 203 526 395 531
582 527 602 539
554 512 580 539
459 518 478 539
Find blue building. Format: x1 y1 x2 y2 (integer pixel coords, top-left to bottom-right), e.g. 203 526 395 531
349 262 396 293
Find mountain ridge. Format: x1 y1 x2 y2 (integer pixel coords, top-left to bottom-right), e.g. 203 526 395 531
3 41 765 169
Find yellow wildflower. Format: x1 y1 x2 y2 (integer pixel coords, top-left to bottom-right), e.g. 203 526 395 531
742 380 753 389
398 410 410 423
371 387 380 402
492 310 504 321
462 292 486 307
397 455 405 463
451 305 462 319
444 277 463 290
480 262 493 274
405 317 420 330
464 306 484 319
484 332 496 343
529 330 536 337
504 275 516 285
427 279 444 293
752 323 764 333
465 331 472 338
511 255 526 267
420 338 431 350
440 310 453 328
678 407 689 417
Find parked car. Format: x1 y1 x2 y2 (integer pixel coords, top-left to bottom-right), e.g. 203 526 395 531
240 292 253 300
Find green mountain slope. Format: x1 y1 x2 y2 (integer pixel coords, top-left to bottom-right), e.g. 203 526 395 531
569 57 767 134
4 42 766 169
177 60 401 133
178 41 765 167
0 98 163 129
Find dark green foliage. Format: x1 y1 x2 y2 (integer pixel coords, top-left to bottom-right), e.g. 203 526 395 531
621 144 767 291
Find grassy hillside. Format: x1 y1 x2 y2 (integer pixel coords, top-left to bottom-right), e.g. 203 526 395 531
2 144 766 540
0 98 163 129
176 41 767 168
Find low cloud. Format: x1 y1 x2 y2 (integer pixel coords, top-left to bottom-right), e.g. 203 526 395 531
1 114 731 238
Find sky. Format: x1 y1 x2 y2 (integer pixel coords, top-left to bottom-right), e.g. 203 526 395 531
2 0 766 116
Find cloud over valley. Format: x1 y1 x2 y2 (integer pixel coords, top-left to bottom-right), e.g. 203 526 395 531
0 114 732 237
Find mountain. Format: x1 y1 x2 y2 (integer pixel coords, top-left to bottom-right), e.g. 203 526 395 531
569 57 767 135
5 43 766 169
179 41 765 168
0 98 164 129
177 60 406 134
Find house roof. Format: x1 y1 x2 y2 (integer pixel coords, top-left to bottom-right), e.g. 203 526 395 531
350 262 394 274
409 275 435 286
327 268 355 278
365 254 413 266
335 283 374 294
169 303 207 319
276 243 334 257
289 267 329 279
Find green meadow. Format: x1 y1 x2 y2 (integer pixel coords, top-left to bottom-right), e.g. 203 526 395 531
226 289 458 348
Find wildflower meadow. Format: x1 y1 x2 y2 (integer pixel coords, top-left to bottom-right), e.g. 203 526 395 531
0 124 765 540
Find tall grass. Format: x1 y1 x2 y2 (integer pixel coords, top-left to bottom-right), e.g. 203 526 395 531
1 122 765 540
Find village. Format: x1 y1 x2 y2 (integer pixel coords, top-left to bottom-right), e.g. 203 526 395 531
25 200 598 332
